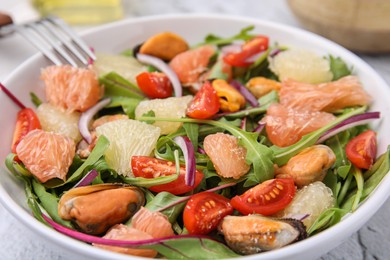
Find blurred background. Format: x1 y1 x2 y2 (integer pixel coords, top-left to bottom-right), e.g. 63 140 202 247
0 0 389 259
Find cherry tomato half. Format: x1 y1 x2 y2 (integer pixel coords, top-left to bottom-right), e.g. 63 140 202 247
11 108 41 153
223 36 269 67
183 192 233 235
346 130 377 169
136 71 173 98
231 178 296 216
186 81 220 119
131 156 204 195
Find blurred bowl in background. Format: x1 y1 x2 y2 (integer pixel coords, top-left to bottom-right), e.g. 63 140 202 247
288 0 390 53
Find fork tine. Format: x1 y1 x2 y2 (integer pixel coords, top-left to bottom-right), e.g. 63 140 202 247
27 22 79 67
40 19 89 66
47 16 96 62
14 26 63 66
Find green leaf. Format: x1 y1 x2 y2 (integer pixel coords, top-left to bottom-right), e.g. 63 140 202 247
144 236 239 259
145 192 186 223
142 110 156 124
328 55 352 80
308 208 348 235
30 92 42 107
272 106 367 165
207 54 229 80
183 122 199 151
105 96 141 119
342 146 390 210
122 174 179 188
137 116 275 184
197 25 256 47
44 136 110 188
99 72 144 99
32 179 73 228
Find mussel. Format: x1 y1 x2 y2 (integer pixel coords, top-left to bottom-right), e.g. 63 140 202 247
218 215 307 255
58 184 144 235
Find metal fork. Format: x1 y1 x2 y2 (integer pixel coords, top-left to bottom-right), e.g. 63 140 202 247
0 15 96 67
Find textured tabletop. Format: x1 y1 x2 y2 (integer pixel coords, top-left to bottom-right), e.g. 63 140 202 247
0 0 389 259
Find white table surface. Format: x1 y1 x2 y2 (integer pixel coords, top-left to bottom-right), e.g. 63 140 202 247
1 0 389 259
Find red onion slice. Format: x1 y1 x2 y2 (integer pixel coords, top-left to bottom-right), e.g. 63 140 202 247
42 214 214 247
230 80 259 107
244 50 265 63
253 122 266 134
136 53 182 97
0 82 26 109
78 98 111 144
240 117 247 130
316 111 380 144
173 136 196 186
73 169 98 188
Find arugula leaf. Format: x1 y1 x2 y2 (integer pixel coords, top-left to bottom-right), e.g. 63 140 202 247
272 106 367 165
137 116 275 183
122 174 179 188
342 146 390 211
44 136 110 188
30 92 42 107
99 72 144 99
183 122 199 151
197 25 256 47
328 55 352 80
32 179 73 228
142 110 156 124
307 208 348 235
105 96 141 119
145 236 239 259
145 192 186 223
207 53 229 80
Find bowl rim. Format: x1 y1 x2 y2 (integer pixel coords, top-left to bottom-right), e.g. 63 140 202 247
1 13 390 260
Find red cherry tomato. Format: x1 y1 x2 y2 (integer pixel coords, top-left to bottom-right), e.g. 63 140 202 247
136 71 173 98
231 178 296 216
131 156 203 195
186 81 220 119
346 130 377 169
11 108 41 153
183 192 233 235
223 36 269 67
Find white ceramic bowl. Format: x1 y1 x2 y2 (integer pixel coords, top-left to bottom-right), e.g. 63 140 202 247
1 14 389 260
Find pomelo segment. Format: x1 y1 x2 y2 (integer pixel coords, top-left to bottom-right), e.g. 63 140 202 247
37 103 82 142
203 132 250 179
169 45 215 85
93 53 146 85
95 119 160 177
41 65 101 112
15 129 76 183
269 49 333 84
263 103 336 147
131 207 174 238
135 95 193 135
279 75 372 112
94 224 157 257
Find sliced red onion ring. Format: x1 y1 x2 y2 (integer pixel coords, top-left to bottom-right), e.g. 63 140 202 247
73 169 98 188
78 98 111 144
270 48 282 57
240 117 247 130
220 43 241 54
0 82 26 109
197 147 206 154
244 50 265 63
316 111 380 144
174 136 195 186
42 214 214 247
230 80 259 107
136 53 182 97
253 122 266 134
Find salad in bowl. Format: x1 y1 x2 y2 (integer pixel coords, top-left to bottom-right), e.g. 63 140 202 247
0 15 389 259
